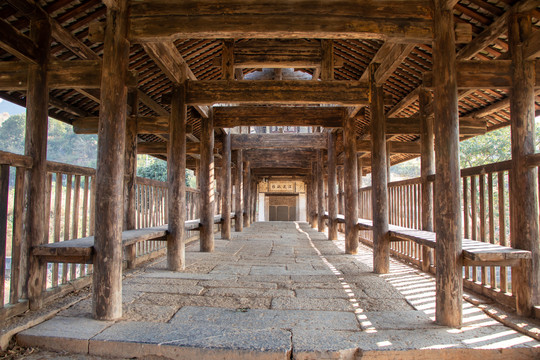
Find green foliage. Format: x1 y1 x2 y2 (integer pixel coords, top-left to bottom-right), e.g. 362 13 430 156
137 155 168 182
0 114 25 154
459 126 511 168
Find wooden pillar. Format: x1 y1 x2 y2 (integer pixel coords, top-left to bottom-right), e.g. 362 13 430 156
386 143 392 182
433 0 463 327
221 131 232 239
243 160 251 227
310 162 318 228
234 150 243 231
200 109 215 252
357 156 363 190
317 150 325 232
509 12 539 316
167 84 187 270
338 166 344 215
328 132 338 240
419 89 435 273
370 64 389 274
124 91 138 269
93 0 129 321
344 116 359 254
26 16 51 310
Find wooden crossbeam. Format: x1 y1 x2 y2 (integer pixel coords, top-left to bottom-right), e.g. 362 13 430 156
0 61 137 90
142 41 209 118
0 18 40 63
383 116 486 135
231 133 327 149
137 141 219 155
72 116 170 134
213 106 346 128
129 0 432 42
185 80 369 106
357 140 421 154
251 168 311 176
374 43 416 85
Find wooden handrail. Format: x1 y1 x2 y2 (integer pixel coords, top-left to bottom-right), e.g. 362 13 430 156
0 150 32 168
46 160 95 176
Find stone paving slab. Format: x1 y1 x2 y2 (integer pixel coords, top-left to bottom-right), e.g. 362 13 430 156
135 293 272 309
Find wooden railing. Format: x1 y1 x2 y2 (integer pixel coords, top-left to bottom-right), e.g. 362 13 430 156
0 150 204 320
356 158 538 310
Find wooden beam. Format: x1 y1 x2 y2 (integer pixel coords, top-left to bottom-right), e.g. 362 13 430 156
137 89 169 116
374 43 416 85
357 140 420 154
73 115 170 134
0 18 40 63
384 116 486 135
231 133 327 149
317 150 325 232
221 39 235 80
524 29 540 60
142 41 209 118
243 160 251 228
186 80 369 106
214 106 346 128
327 132 338 240
129 0 432 42
124 92 138 269
200 109 215 251
0 61 137 90
137 141 204 155
344 115 358 254
221 132 232 239
251 168 310 176
234 150 243 232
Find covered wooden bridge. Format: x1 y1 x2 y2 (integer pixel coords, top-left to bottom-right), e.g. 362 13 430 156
0 0 540 353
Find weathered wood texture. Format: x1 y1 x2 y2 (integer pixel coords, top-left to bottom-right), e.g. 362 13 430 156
221 39 235 80
124 92 138 269
344 116 358 254
231 133 327 149
221 132 232 239
0 18 40 63
186 81 369 106
26 17 51 311
327 132 338 240
509 13 539 316
370 67 390 274
310 162 318 228
92 0 129 321
243 160 251 228
433 0 463 328
234 150 243 232
214 106 346 128
419 89 435 273
200 111 215 252
167 85 187 270
317 150 326 232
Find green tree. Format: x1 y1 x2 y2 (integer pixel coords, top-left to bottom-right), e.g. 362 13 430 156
0 114 25 154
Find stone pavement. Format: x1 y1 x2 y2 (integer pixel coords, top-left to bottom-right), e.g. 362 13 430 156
16 222 540 359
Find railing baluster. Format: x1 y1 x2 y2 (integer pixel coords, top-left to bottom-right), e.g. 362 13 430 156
0 165 10 307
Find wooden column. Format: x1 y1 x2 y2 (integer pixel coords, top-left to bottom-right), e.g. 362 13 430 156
251 180 257 222
317 150 325 232
328 132 338 240
310 161 318 228
370 65 390 274
124 91 138 269
234 150 243 231
419 89 435 273
357 156 363 190
338 166 344 215
167 84 187 270
344 116 359 254
221 131 232 239
93 0 129 321
433 0 463 327
200 109 215 252
26 16 51 310
509 12 539 316
243 160 251 227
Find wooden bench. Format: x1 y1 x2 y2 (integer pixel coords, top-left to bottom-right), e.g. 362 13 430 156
33 214 229 264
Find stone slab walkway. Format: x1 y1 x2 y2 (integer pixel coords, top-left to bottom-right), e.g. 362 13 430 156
16 222 540 359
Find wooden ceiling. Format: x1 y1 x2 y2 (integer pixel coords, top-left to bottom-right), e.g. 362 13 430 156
0 0 539 174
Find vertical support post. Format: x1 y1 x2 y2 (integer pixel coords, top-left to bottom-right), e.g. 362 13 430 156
419 89 435 272
357 156 363 190
433 0 463 327
167 84 187 270
222 39 235 80
321 40 334 81
310 161 318 228
243 160 251 227
221 131 232 239
251 180 257 222
328 132 338 240
370 64 389 274
338 165 344 217
509 12 539 315
124 91 138 269
200 109 215 252
93 0 129 320
234 150 243 231
26 16 51 310
344 116 359 254
317 150 325 232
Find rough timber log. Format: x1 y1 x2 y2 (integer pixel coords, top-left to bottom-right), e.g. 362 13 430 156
214 106 346 128
344 116 358 254
124 91 138 269
370 66 390 274
231 134 327 149
357 140 420 154
93 0 130 321
317 150 326 232
0 18 40 63
26 17 51 311
433 0 463 328
186 80 369 106
221 132 232 240
327 132 338 240
419 89 435 273
167 85 187 270
310 161 318 228
243 160 251 228
200 111 215 252
384 116 486 136
509 13 539 316
234 150 243 232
